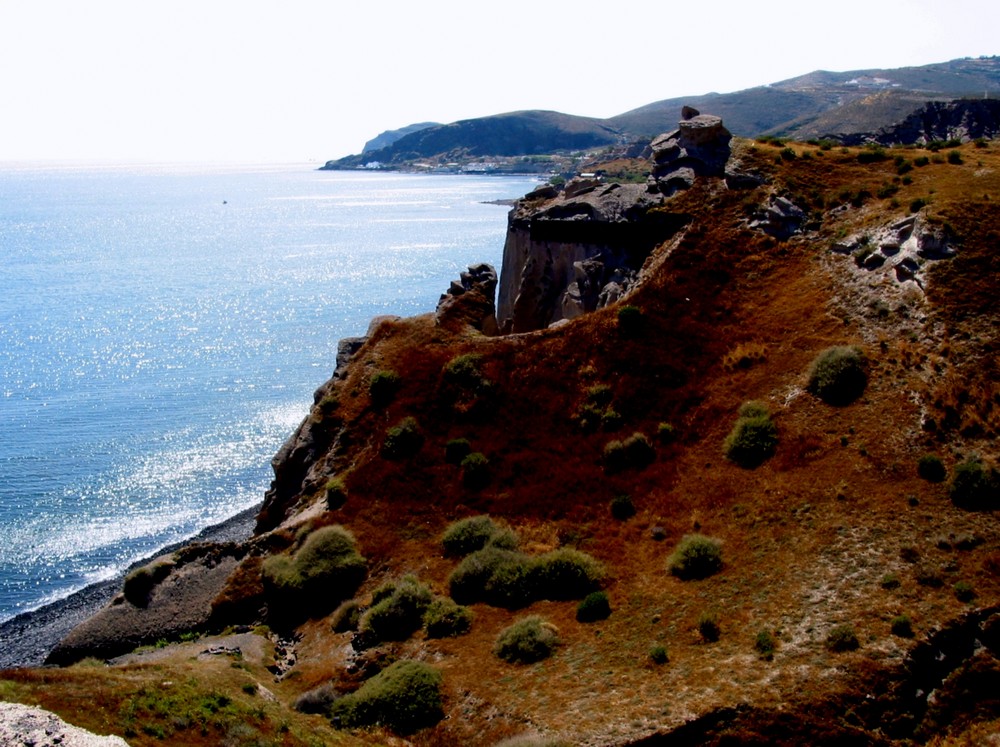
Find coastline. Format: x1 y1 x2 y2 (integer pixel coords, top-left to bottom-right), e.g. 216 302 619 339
0 503 260 670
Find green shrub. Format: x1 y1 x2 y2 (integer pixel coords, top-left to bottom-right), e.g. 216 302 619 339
603 432 655 473
881 573 901 590
779 147 797 161
442 515 500 557
369 370 400 408
890 615 913 638
826 624 860 652
531 548 605 601
953 581 976 603
947 150 963 165
910 197 928 213
657 422 677 444
610 494 636 520
261 526 367 623
668 534 723 580
754 630 776 658
382 416 424 459
423 597 473 638
294 682 341 714
329 660 443 734
949 459 999 510
617 305 645 338
649 645 669 665
123 559 174 607
914 156 930 167
857 146 888 164
443 353 485 388
486 528 520 551
806 346 868 406
576 591 612 623
600 408 623 431
331 600 362 633
586 384 613 406
324 477 348 510
361 575 433 642
698 612 720 643
449 545 603 608
917 454 947 483
461 451 490 489
444 438 472 465
723 404 777 468
494 616 559 664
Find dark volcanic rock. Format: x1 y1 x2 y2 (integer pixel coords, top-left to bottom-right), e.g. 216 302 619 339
834 99 1000 146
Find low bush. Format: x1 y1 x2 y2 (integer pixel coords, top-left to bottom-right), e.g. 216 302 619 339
949 459 999 510
610 494 636 520
494 616 559 663
361 575 433 642
806 346 868 406
723 403 777 468
448 545 603 608
576 591 611 623
954 581 976 603
123 559 174 607
443 353 486 388
617 305 645 338
330 660 443 734
261 525 367 623
649 645 669 665
486 528 520 551
657 422 677 444
947 149 964 165
369 370 400 408
444 438 472 465
826 624 860 652
586 384 613 406
461 451 491 489
917 453 947 483
754 630 776 658
442 515 500 556
698 611 720 643
324 477 347 510
382 416 424 459
910 197 928 213
423 597 473 638
890 615 914 638
603 432 655 473
294 682 341 714
668 534 723 580
331 600 362 633
857 146 888 163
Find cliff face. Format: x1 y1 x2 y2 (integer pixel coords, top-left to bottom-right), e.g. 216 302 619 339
497 112 734 333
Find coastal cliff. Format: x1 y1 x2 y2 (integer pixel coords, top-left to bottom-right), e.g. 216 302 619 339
5 116 1000 747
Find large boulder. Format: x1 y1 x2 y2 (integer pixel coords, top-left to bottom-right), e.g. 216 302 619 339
435 263 500 335
647 113 733 195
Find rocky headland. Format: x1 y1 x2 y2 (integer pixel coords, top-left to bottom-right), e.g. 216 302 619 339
2 110 1000 747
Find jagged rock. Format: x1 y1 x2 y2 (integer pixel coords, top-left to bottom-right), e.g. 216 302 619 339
830 215 956 286
749 194 807 239
647 114 732 196
681 105 700 120
435 263 499 335
0 702 129 746
834 99 1000 147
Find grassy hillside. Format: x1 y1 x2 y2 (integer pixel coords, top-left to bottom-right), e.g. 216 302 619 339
3 138 1000 746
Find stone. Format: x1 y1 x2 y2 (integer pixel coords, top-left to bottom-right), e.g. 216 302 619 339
0 703 129 747
648 114 732 196
749 193 806 239
681 105 700 120
435 263 500 335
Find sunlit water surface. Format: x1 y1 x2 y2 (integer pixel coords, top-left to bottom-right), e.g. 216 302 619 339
0 163 539 622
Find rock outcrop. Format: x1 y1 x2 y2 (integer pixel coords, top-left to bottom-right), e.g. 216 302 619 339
0 703 128 747
831 214 956 287
496 111 737 333
435 263 500 335
836 99 1000 146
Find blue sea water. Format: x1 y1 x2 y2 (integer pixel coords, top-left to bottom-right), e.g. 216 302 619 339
0 163 539 623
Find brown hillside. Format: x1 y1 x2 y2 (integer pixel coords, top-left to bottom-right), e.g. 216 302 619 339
3 139 999 746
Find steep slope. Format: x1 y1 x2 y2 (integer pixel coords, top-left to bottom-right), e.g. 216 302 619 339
6 130 1000 747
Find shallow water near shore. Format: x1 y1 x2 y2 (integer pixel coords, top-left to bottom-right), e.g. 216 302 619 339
0 163 539 625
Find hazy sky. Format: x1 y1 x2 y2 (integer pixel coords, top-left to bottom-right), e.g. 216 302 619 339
0 0 996 164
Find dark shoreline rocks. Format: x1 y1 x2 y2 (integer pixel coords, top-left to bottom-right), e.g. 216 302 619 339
0 503 259 670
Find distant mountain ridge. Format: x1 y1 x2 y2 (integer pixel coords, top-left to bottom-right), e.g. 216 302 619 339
323 56 1000 168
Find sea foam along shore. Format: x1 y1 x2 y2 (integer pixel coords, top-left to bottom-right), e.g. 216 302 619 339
0 504 260 669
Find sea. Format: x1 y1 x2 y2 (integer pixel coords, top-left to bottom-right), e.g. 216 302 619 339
0 163 540 625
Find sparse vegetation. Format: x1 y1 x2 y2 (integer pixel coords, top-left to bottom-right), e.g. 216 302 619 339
261 525 367 623
494 616 559 663
330 599 361 633
123 559 174 607
603 432 655 473
461 451 491 489
369 369 401 407
382 416 424 459
826 625 860 652
610 494 636 520
953 581 976 602
576 591 611 622
949 458 999 510
657 421 677 444
423 597 473 638
698 611 721 643
917 453 947 483
755 630 777 659
329 660 444 734
649 645 669 665
723 401 777 468
668 534 723 580
324 477 347 510
617 305 644 337
806 346 867 406
890 615 914 638
442 515 501 556
361 574 433 642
